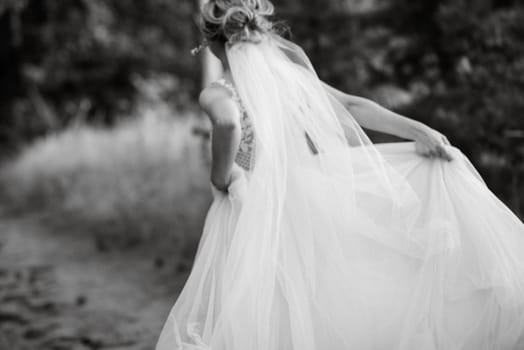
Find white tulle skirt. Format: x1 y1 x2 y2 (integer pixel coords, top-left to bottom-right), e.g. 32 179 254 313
156 142 524 350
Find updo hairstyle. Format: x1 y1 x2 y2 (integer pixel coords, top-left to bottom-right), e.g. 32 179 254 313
200 0 276 46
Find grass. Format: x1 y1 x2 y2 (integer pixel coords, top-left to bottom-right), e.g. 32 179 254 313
0 106 211 251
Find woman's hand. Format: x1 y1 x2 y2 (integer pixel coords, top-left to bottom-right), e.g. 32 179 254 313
414 125 453 161
211 163 247 204
211 173 232 193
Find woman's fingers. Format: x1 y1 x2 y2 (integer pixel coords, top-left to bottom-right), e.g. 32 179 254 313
415 130 452 161
418 144 436 158
441 135 451 145
421 143 453 161
436 144 453 161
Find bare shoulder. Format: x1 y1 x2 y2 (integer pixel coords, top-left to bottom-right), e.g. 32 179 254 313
198 84 227 109
198 84 240 126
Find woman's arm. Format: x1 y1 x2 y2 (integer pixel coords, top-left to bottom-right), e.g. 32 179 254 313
199 86 242 192
322 82 425 139
322 82 452 161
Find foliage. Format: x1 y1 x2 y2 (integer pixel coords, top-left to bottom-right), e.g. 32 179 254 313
0 107 210 248
0 0 522 215
279 0 524 214
0 0 200 150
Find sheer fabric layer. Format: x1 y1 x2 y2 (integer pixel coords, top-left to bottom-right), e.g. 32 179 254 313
156 35 524 350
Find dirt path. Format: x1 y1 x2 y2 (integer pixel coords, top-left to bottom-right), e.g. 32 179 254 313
0 214 189 350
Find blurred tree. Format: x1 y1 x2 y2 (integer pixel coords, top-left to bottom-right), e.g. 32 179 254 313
0 0 522 212
0 0 201 151
382 0 524 213
274 0 523 213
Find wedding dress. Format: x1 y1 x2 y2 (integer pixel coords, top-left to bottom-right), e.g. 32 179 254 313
156 34 524 350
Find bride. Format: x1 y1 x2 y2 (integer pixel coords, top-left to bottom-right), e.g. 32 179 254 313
156 1 524 349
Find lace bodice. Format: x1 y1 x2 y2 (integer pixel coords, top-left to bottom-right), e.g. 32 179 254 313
212 78 255 171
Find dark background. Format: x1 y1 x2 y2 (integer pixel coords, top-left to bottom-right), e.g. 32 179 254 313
1 0 523 210
0 0 523 349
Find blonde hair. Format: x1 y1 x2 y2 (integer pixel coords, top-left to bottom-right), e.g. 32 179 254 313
200 0 275 45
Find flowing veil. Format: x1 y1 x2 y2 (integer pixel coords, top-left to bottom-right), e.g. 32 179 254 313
227 34 429 258
156 33 524 350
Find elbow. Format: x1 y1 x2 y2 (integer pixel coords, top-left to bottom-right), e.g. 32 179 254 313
346 96 374 115
343 94 374 110
213 119 239 131
354 96 377 109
